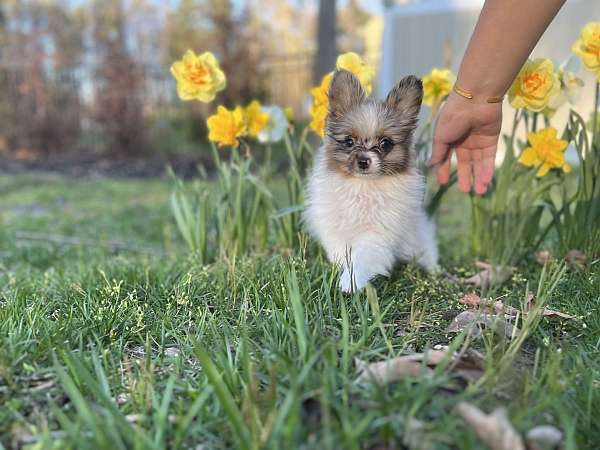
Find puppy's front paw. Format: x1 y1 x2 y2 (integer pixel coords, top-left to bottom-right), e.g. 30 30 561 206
339 269 370 293
339 269 354 293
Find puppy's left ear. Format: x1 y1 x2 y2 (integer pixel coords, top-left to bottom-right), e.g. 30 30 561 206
328 69 366 119
385 75 423 133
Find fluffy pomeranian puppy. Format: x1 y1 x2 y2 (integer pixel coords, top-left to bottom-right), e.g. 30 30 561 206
304 69 438 292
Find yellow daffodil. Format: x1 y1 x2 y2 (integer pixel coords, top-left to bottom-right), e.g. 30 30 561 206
309 102 329 138
508 59 560 112
572 21 600 81
422 68 456 110
170 50 226 103
244 100 270 137
206 105 247 147
336 52 375 95
309 72 333 137
310 72 333 107
519 127 571 177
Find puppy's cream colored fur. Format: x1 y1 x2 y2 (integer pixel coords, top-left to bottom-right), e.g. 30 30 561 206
304 70 438 292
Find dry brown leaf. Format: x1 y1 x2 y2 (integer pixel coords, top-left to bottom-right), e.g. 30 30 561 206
456 402 525 450
463 261 514 288
459 293 575 321
525 293 577 320
564 249 587 266
355 350 447 384
525 425 563 450
447 310 520 339
356 348 485 385
27 379 56 392
459 293 483 307
459 293 520 316
540 308 576 320
535 251 553 266
448 348 486 383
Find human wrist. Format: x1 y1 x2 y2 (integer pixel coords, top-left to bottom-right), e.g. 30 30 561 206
454 71 508 105
451 81 505 105
446 90 503 110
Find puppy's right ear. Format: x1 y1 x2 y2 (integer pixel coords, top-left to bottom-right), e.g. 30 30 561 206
327 69 366 119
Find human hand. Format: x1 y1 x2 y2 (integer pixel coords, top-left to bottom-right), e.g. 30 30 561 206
428 91 503 194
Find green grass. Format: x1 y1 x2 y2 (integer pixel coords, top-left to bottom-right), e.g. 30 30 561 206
0 173 598 449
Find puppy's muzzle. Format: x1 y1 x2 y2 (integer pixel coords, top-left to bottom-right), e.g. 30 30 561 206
357 155 371 170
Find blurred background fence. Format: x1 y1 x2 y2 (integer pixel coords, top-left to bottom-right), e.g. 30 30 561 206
0 0 383 165
0 54 315 159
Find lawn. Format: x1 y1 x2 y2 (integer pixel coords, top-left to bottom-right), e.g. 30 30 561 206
0 173 598 449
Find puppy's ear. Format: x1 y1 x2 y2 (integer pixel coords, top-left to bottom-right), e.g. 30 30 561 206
384 75 423 133
328 69 366 119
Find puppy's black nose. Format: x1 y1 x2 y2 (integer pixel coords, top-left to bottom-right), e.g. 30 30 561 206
357 155 371 170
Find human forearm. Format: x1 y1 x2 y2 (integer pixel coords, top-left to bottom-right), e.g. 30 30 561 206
456 0 566 101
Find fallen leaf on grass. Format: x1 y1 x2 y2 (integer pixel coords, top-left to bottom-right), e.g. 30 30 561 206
564 249 587 266
539 309 575 319
459 293 576 320
17 373 57 393
355 350 445 384
27 378 56 392
447 310 520 339
450 348 487 383
525 425 563 450
463 261 515 288
356 347 485 385
524 294 577 320
459 293 519 315
457 403 563 450
456 402 525 450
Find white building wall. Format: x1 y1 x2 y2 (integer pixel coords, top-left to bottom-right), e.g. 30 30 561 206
379 0 600 148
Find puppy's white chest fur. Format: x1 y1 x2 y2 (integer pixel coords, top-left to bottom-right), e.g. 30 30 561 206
304 151 438 291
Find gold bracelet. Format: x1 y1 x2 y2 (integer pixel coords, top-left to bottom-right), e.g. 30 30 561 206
453 84 504 103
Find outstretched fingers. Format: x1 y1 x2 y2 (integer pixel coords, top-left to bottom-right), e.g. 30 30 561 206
429 138 452 185
437 156 451 185
455 148 473 193
473 146 496 194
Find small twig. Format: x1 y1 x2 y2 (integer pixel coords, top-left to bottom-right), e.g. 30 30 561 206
14 230 164 256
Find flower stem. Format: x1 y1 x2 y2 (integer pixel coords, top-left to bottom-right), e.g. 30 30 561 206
265 143 272 175
532 112 539 133
504 108 520 164
509 109 520 147
592 81 599 154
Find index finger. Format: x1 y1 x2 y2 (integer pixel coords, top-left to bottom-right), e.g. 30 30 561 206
428 138 451 168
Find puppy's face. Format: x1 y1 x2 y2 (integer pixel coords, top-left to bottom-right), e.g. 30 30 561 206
323 70 423 177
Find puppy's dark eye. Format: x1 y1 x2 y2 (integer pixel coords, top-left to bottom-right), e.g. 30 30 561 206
380 138 394 152
343 137 354 148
